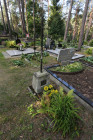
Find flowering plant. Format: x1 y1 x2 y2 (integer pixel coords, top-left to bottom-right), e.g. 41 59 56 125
43 85 58 97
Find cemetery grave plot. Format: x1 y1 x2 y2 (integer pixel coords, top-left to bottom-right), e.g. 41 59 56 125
50 66 93 102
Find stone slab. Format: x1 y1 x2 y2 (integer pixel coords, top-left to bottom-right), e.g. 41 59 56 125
6 48 38 56
72 53 85 60
47 48 61 55
47 48 85 60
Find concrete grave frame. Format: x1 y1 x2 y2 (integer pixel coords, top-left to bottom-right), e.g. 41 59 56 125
44 64 93 112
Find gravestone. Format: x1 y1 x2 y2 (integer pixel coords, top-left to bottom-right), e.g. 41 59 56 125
32 70 50 93
57 48 75 65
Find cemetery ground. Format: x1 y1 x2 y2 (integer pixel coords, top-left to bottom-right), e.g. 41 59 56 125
0 48 93 140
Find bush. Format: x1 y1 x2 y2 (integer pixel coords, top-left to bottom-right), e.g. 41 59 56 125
28 42 34 46
83 40 88 45
5 40 16 47
89 39 93 47
61 41 67 48
20 41 27 48
29 85 81 137
85 47 93 55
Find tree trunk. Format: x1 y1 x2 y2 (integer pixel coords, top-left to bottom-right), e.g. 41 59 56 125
24 0 28 33
78 0 90 50
17 0 24 34
64 0 73 41
3 0 12 37
7 0 14 31
33 0 35 53
0 1 6 33
85 7 93 40
91 33 93 40
72 5 79 40
21 0 26 34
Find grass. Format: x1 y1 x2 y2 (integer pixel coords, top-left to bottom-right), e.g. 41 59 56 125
0 47 93 139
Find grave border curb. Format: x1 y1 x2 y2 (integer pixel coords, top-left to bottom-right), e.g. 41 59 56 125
44 64 93 112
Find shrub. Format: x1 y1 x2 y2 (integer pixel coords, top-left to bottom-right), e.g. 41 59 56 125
16 42 27 48
85 47 93 55
6 40 16 47
29 42 34 46
61 41 67 48
89 39 93 47
28 85 81 137
83 40 88 45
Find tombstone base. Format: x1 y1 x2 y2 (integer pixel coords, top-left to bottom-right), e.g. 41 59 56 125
32 70 50 93
61 60 70 65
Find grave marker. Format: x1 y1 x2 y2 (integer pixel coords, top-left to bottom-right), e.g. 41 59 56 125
57 48 75 65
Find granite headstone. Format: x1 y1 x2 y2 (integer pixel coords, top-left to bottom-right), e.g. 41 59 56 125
57 48 75 65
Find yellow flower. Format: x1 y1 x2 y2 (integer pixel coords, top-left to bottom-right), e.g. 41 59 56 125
51 89 55 93
55 90 58 94
48 92 52 97
49 85 53 89
44 86 48 91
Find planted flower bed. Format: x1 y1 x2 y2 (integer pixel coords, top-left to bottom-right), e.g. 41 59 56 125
47 63 93 104
50 62 84 74
27 85 82 138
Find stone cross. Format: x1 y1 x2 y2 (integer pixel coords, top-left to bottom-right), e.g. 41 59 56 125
57 48 75 65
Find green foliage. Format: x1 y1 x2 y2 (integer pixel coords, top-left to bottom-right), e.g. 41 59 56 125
27 0 44 38
5 40 16 47
81 56 93 64
61 41 67 48
12 60 24 66
0 23 4 33
30 85 81 137
68 41 78 48
89 39 93 47
85 47 93 55
48 88 81 137
48 0 65 40
83 40 88 45
16 42 27 48
52 62 84 73
43 51 49 57
22 52 49 63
